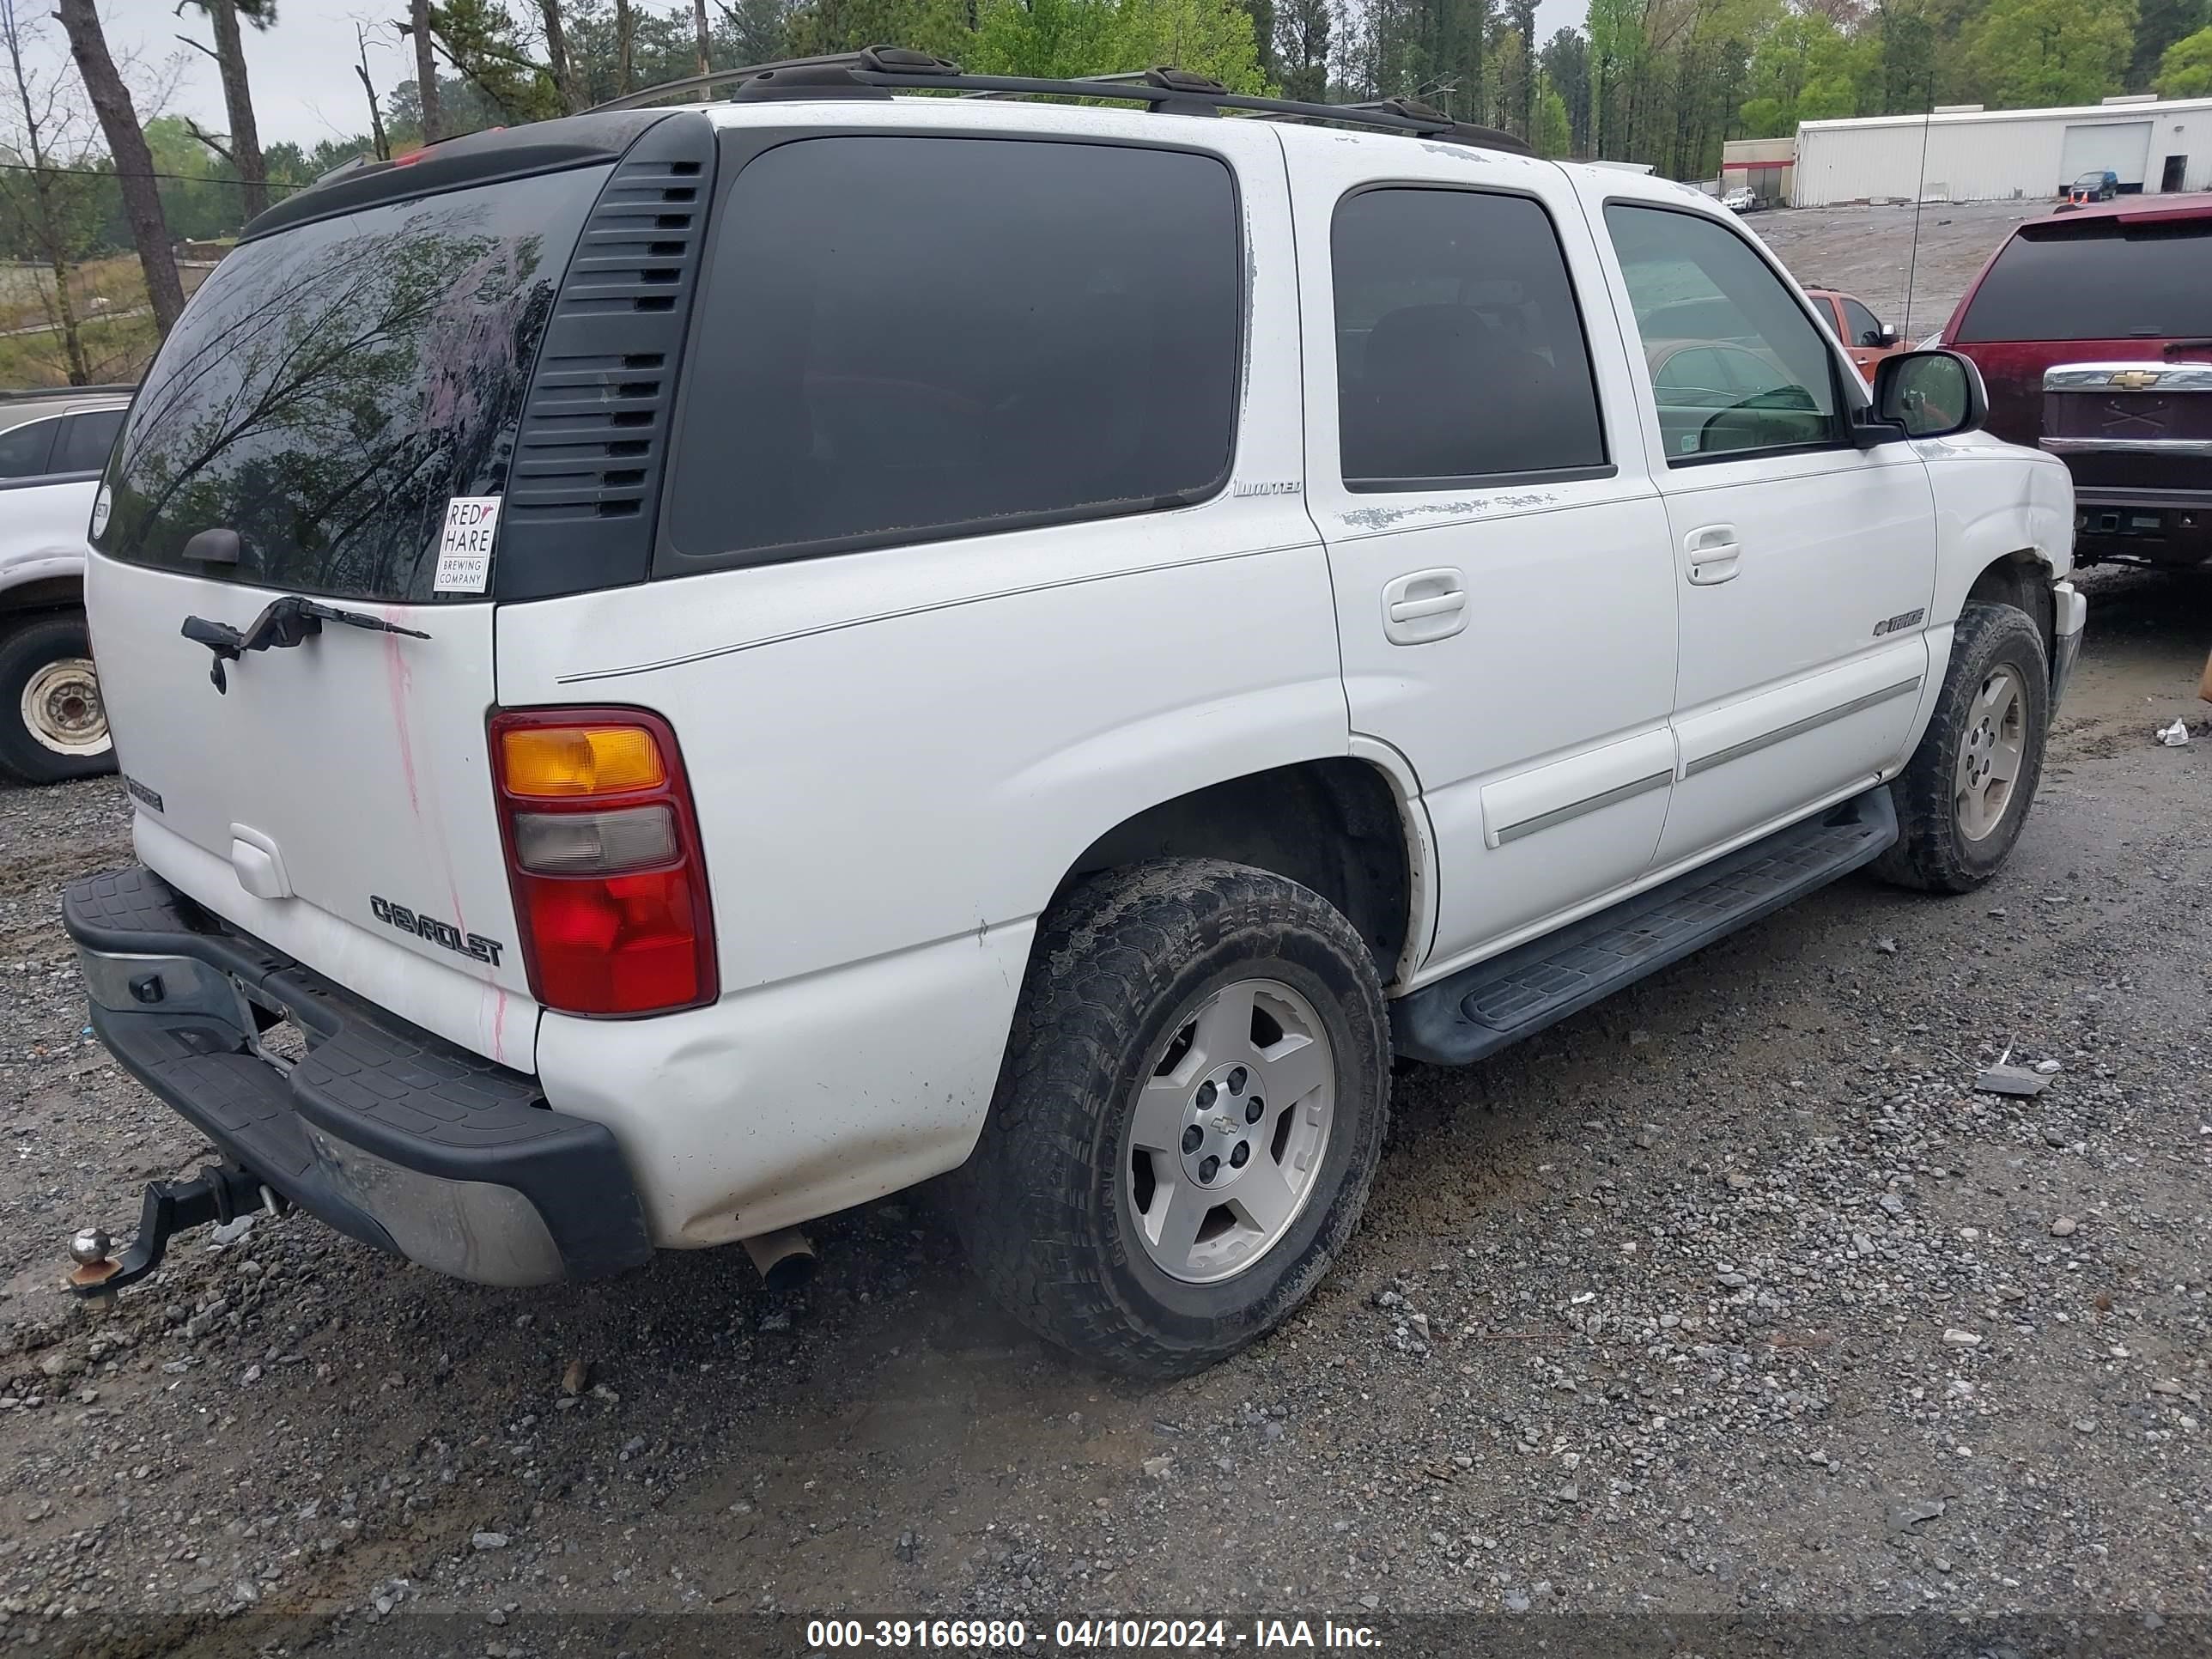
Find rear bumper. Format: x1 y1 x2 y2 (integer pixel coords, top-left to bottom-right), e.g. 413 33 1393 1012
63 866 652 1286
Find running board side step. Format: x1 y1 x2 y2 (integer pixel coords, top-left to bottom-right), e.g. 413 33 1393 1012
1393 787 1898 1066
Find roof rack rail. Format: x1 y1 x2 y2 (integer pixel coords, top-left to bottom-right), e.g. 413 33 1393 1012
1339 97 1532 155
0 383 136 402
587 46 1538 156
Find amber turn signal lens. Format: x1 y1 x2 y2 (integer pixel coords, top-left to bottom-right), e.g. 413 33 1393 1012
499 725 665 798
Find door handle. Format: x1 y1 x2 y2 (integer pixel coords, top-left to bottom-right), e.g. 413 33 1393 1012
1382 568 1469 644
1389 592 1465 623
1683 524 1742 586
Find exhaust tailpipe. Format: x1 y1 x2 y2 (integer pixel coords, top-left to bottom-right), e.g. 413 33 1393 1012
741 1227 817 1293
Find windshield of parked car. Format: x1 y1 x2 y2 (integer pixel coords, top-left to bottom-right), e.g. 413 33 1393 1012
1954 217 2212 343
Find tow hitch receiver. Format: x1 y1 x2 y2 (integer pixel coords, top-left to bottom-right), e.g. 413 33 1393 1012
67 1165 281 1296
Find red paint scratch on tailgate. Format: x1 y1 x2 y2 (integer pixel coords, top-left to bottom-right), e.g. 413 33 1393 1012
382 619 468 933
383 629 421 817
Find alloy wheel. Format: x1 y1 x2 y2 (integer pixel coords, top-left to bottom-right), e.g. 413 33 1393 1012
1124 976 1335 1285
1954 662 2026 842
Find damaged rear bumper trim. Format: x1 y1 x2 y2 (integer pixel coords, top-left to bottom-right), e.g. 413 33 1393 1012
63 866 652 1286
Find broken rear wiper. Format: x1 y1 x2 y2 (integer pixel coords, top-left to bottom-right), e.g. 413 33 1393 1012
181 593 430 694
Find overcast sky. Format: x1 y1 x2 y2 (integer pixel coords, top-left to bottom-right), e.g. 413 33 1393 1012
53 0 1593 151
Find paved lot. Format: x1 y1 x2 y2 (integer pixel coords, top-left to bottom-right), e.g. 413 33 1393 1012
3 220 2209 1659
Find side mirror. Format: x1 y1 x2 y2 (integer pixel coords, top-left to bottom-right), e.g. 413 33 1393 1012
1878 324 1899 346
1868 349 1987 441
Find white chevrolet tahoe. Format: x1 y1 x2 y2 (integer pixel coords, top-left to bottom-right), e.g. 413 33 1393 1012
64 52 2082 1376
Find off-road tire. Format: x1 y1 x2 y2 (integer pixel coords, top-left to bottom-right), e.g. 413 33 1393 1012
1875 599 2049 894
956 860 1390 1377
0 614 114 786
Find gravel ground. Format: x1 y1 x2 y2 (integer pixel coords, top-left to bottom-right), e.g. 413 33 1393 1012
1747 198 2048 340
3 502 2209 1650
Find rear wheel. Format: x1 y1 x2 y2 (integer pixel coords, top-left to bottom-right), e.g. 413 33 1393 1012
0 614 113 785
957 860 1390 1376
1875 599 2049 893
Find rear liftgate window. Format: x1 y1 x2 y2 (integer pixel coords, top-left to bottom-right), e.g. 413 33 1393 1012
665 136 1242 568
95 166 606 602
1954 218 2212 343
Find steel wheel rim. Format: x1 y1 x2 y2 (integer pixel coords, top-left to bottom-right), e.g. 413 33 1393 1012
21 658 108 757
1954 663 2026 842
1124 975 1335 1285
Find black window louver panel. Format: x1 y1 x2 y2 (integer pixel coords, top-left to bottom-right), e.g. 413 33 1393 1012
497 112 715 601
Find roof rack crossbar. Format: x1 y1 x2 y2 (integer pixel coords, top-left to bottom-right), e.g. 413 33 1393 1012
957 68 1163 101
587 50 892 112
588 47 1538 155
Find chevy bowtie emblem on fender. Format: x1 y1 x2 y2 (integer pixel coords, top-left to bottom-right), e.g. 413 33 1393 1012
2109 369 2161 390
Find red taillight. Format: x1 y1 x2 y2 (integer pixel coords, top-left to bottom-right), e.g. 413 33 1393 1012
489 708 717 1018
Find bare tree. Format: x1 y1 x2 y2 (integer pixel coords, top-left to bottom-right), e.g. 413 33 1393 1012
1513 0 1537 137
537 0 579 112
175 0 271 222
0 0 92 381
55 0 185 336
405 0 441 142
354 21 389 160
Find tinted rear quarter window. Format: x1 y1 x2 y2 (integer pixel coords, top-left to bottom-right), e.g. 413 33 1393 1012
1956 219 2212 342
665 136 1242 567
54 408 125 474
1332 187 1608 488
98 166 606 601
0 416 58 480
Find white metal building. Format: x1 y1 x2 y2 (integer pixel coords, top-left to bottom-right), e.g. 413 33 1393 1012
1791 95 2212 207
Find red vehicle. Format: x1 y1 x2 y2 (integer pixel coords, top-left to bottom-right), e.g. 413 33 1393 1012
1942 193 2212 568
1802 284 1909 381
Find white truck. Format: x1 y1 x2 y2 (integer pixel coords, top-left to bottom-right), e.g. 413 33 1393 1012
64 52 2081 1376
0 387 127 783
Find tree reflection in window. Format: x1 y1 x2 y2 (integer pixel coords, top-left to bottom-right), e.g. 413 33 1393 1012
103 168 597 602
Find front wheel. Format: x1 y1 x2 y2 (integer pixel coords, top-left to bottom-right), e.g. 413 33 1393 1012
1875 599 2050 893
956 860 1390 1376
0 613 114 785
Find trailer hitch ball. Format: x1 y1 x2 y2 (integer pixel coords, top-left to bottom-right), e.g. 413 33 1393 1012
68 1225 124 1294
64 1165 272 1297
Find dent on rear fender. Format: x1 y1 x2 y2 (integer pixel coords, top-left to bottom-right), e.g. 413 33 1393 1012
532 924 1036 1244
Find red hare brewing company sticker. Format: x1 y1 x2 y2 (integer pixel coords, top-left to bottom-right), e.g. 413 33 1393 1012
434 496 501 593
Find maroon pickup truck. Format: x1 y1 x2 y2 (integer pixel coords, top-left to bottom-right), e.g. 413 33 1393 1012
1941 195 2212 568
